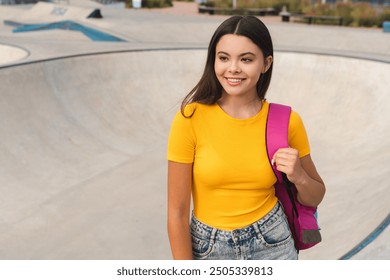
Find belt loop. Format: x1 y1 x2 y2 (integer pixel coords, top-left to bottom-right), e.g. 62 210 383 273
252 222 262 239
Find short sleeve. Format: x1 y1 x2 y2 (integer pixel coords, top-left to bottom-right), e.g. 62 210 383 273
167 109 196 163
288 111 310 158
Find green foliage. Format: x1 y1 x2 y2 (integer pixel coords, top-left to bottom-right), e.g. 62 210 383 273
302 2 333 16
334 2 354 26
237 0 276 9
202 0 306 14
205 0 231 9
350 2 377 27
378 8 390 27
282 0 307 14
203 0 313 13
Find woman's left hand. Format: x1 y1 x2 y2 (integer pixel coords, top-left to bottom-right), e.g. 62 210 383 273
271 147 304 185
272 148 326 207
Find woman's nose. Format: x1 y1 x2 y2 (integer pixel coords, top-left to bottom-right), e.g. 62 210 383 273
228 61 241 73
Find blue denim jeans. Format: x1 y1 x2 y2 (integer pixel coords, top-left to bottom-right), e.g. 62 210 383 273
190 202 298 260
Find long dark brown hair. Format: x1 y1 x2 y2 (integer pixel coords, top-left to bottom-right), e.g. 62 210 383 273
181 15 274 117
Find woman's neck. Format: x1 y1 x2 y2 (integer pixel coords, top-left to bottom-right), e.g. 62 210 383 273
217 93 263 119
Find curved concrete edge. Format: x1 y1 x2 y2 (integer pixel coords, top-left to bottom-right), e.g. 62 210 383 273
340 214 390 260
1 44 389 70
0 43 30 65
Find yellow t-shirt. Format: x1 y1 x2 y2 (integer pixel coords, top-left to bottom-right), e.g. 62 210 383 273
167 101 310 230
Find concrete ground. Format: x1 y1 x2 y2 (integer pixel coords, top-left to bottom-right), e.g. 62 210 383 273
0 0 389 260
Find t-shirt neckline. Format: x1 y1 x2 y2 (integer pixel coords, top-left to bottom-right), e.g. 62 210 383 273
214 100 268 123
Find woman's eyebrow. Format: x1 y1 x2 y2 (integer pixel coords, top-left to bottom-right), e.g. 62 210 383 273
240 52 256 57
216 51 256 57
217 51 230 56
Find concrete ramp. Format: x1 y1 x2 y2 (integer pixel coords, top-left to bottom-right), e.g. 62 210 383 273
4 2 101 26
0 50 388 259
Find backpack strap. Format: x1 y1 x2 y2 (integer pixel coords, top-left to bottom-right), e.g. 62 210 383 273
266 103 300 234
266 103 291 183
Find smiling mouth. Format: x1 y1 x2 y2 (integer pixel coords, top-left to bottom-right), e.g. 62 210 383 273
225 77 245 85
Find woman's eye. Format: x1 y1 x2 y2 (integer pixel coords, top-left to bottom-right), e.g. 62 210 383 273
242 58 252 62
218 56 228 62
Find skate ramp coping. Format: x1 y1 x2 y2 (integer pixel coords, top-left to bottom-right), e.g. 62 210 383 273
4 2 102 26
0 49 388 259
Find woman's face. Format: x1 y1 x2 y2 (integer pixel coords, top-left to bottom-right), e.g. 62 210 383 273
214 34 271 100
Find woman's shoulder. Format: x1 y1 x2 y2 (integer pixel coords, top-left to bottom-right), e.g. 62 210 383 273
290 109 304 126
170 102 214 134
180 102 214 117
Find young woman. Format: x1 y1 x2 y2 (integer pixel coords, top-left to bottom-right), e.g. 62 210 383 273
167 16 325 260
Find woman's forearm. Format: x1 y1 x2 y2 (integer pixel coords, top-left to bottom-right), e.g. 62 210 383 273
294 170 325 207
168 216 193 260
292 155 325 207
167 161 193 259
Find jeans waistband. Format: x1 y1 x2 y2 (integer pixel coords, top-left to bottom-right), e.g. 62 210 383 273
190 202 284 242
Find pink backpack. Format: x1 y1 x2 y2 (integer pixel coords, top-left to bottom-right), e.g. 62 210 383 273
266 103 322 251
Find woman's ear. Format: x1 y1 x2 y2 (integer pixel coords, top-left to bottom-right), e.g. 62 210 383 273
263 56 273 73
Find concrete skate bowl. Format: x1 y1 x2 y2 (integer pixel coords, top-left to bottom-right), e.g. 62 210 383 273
0 49 389 259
